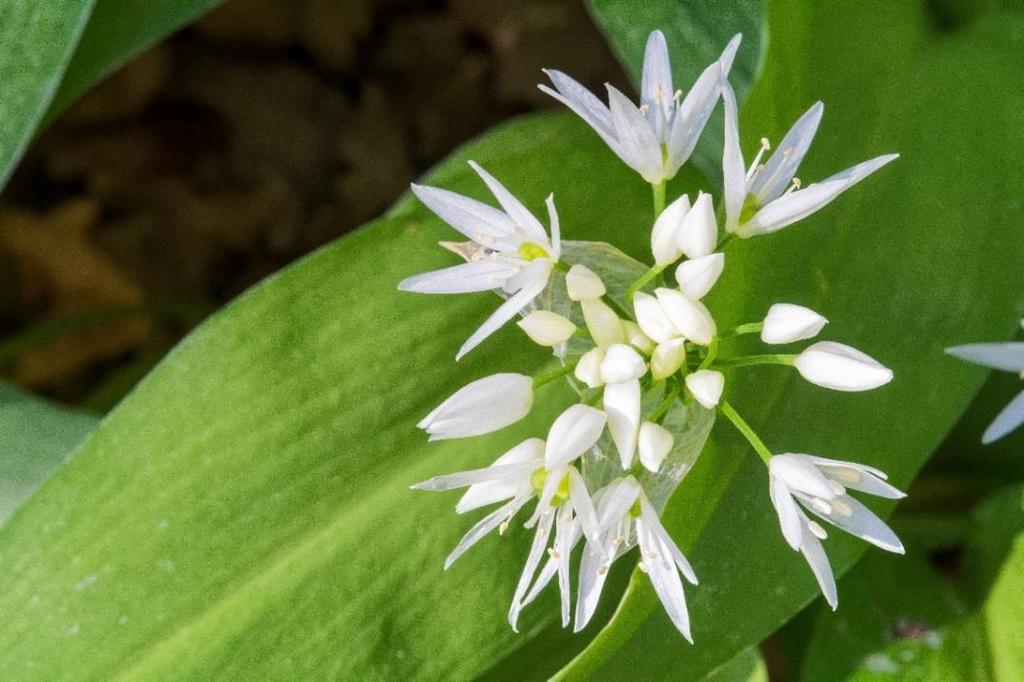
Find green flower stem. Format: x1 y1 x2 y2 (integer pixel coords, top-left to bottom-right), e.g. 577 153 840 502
534 360 578 388
648 383 680 423
698 338 719 370
626 264 667 302
716 232 735 251
652 180 666 216
719 322 764 339
719 400 773 464
712 353 796 369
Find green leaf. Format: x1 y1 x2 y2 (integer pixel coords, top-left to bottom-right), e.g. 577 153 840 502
0 0 96 188
0 384 96 525
846 487 1024 681
554 4 1024 679
585 0 767 179
41 0 226 126
706 647 768 682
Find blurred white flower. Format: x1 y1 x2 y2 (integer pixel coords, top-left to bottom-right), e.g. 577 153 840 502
399 161 561 359
794 341 893 392
541 31 741 184
947 322 1024 443
761 303 828 344
418 373 533 440
575 477 698 641
721 82 897 238
768 453 905 609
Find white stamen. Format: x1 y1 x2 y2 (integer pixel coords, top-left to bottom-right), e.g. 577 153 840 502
746 138 772 180
808 520 828 539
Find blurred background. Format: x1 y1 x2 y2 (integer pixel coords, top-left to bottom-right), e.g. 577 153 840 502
0 0 626 410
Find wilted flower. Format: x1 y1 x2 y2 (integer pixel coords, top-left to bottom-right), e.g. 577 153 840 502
541 31 741 184
418 373 533 440
768 454 905 608
947 321 1024 443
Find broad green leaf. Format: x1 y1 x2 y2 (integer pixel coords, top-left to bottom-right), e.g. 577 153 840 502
706 647 768 682
585 0 766 180
41 0 226 126
0 383 96 524
847 487 1024 680
0 0 95 189
555 4 1024 679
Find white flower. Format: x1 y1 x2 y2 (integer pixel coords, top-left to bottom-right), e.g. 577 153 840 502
761 303 828 344
685 369 724 409
794 341 893 392
674 253 725 300
418 373 533 440
540 31 741 184
566 264 607 301
650 194 691 266
575 477 699 641
650 338 686 380
947 324 1024 443
518 310 577 346
601 344 648 468
655 288 716 346
639 421 673 473
677 191 717 259
721 82 898 238
582 298 626 348
574 347 606 389
768 453 905 609
398 161 561 360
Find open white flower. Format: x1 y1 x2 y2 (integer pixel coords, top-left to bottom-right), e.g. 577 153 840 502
574 477 699 641
540 31 741 184
768 453 905 609
418 373 533 440
721 82 898 238
399 161 561 360
947 322 1024 443
794 341 893 392
600 344 649 468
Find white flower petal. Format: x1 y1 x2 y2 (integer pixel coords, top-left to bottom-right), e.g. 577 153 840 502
411 183 516 247
718 33 743 74
637 516 693 642
665 62 722 175
810 459 906 500
761 303 829 344
721 82 746 234
444 493 532 569
633 291 678 345
568 467 602 547
769 477 804 550
749 101 824 204
545 404 608 469
677 191 717 259
655 287 716 345
769 454 837 500
651 338 686 381
604 379 642 469
539 69 622 156
685 369 724 409
575 347 606 389
651 194 691 266
674 253 724 300
398 259 518 294
794 341 893 392
545 194 561 260
799 528 838 610
947 342 1024 372
600 343 648 384
509 510 555 631
596 477 641 533
574 536 611 632
639 421 674 473
566 264 606 301
456 438 543 513
983 390 1024 444
640 30 674 137
468 161 548 244
746 154 899 236
804 494 904 554
518 310 577 347
641 497 698 584
607 84 664 183
623 320 656 354
456 266 551 360
582 298 625 348
418 373 534 440
412 461 537 492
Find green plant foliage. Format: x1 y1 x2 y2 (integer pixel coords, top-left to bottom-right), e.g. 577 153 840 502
586 0 766 180
844 487 1024 680
553 3 1024 679
0 384 96 524
42 0 225 126
0 0 95 189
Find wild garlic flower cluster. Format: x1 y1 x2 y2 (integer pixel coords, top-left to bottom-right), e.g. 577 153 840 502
947 319 1024 444
403 30 904 639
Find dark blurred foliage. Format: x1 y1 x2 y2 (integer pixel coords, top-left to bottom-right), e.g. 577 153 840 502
0 0 625 409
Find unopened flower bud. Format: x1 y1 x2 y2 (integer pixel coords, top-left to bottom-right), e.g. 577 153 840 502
639 421 674 473
675 253 724 300
761 303 828 344
677 191 717 259
566 264 606 301
794 342 893 392
418 373 533 440
517 310 576 346
685 369 724 409
651 194 691 266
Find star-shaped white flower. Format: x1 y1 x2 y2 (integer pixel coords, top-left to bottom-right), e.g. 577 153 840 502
947 321 1024 443
768 453 905 609
574 476 699 641
540 31 741 184
721 82 898 238
399 161 561 359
